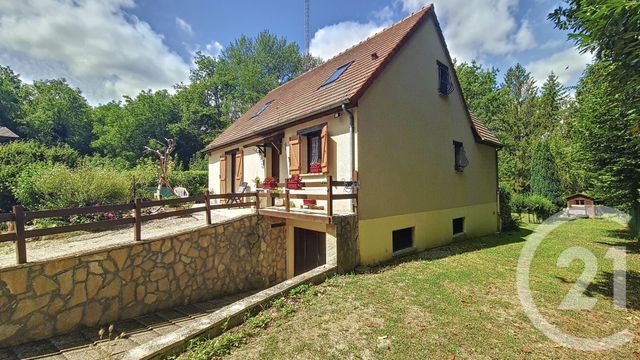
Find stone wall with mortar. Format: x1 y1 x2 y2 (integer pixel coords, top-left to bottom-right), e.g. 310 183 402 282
0 214 286 346
332 214 359 273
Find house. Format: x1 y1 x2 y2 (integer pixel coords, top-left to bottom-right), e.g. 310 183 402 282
566 193 596 218
0 127 19 143
203 6 501 274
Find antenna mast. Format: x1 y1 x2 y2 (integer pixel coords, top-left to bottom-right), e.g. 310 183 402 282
304 0 310 55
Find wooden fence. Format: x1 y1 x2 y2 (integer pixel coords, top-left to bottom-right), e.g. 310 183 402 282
0 192 257 265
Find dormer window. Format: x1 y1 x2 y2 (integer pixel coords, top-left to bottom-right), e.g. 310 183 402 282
252 100 273 118
320 62 353 88
437 61 453 95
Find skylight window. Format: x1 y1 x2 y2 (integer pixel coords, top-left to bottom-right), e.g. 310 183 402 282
252 100 273 118
320 62 353 88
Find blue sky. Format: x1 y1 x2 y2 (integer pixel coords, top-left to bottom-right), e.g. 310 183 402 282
0 0 592 104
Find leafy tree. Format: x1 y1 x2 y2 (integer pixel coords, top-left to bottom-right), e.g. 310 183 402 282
455 60 506 128
92 90 180 164
19 79 93 153
0 66 24 131
530 138 564 205
549 0 640 87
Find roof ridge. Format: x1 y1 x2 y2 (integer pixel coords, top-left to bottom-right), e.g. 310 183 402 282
261 6 433 99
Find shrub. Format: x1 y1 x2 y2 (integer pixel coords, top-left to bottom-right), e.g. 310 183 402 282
13 163 131 210
0 141 79 211
499 186 518 231
510 193 528 217
169 171 208 196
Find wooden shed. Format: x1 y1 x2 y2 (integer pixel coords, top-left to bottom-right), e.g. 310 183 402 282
566 193 596 218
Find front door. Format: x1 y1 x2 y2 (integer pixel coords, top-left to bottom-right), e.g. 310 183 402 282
294 228 326 275
271 147 280 182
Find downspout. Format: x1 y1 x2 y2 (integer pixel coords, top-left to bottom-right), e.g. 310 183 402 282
342 104 355 181
342 103 356 212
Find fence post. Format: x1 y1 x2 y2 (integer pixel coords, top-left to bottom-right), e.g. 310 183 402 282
326 175 333 217
255 190 261 212
285 190 290 212
12 205 26 264
134 198 142 241
204 190 212 225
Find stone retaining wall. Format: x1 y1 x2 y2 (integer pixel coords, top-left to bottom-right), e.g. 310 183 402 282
0 214 286 346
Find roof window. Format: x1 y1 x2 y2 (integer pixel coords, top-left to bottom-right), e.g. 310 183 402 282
252 100 273 118
320 62 353 88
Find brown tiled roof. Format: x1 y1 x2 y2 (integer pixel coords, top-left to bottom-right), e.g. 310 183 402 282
0 127 19 139
204 5 501 151
469 114 502 147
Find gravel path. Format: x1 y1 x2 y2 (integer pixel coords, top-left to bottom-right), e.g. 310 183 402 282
0 208 252 268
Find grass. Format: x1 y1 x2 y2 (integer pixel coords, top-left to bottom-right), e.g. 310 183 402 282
176 218 640 359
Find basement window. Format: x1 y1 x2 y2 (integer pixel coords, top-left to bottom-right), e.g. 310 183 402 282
320 62 353 88
452 217 465 236
252 100 273 118
392 227 414 253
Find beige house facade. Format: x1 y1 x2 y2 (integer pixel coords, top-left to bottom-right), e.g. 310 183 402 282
205 6 501 272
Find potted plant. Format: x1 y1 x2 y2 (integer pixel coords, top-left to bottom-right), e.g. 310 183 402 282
262 176 278 189
271 188 284 206
252 176 261 189
286 175 303 190
309 162 322 174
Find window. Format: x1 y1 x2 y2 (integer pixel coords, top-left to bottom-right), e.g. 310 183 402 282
307 131 321 171
393 227 414 253
452 217 465 236
453 141 469 172
320 62 353 88
437 61 452 95
252 100 273 118
576 200 585 205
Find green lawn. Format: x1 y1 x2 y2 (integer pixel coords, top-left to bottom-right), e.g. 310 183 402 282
176 219 640 359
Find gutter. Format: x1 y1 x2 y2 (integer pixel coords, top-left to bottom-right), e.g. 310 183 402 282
342 104 355 182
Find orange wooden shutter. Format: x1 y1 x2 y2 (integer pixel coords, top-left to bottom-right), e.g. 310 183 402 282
235 150 244 189
289 136 301 175
219 155 226 194
321 124 329 173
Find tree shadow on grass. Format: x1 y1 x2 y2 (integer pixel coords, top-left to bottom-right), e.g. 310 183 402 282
597 228 640 254
358 226 532 274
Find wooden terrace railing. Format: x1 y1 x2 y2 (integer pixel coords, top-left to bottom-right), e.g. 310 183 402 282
256 176 358 222
0 192 258 265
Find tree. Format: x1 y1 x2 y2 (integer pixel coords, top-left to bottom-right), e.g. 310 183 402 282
572 61 640 212
536 72 569 134
91 90 180 164
530 138 564 205
549 0 640 87
19 79 93 153
0 66 24 131
498 64 539 193
455 60 506 129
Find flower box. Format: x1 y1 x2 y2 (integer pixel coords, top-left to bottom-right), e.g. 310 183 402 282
309 162 322 174
261 177 278 189
286 175 303 190
303 199 316 205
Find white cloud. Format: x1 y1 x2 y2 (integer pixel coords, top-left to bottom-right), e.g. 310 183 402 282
374 6 394 22
175 17 193 35
526 47 593 86
204 41 223 58
310 21 386 60
396 0 536 61
0 0 190 104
